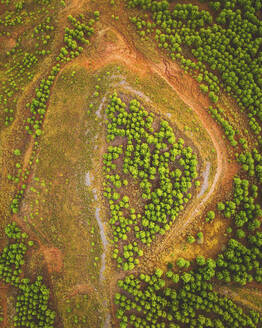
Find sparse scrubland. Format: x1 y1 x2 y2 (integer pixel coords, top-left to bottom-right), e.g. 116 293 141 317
0 0 261 327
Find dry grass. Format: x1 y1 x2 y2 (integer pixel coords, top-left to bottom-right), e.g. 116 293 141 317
0 0 258 325
16 64 106 328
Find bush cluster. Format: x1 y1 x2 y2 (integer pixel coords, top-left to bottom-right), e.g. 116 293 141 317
127 0 262 134
0 222 56 327
115 265 261 328
10 12 98 215
209 107 238 147
103 93 198 270
238 149 262 183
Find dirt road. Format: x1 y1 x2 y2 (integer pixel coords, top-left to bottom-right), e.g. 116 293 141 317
218 286 262 314
4 20 240 327
80 26 238 261
79 25 240 326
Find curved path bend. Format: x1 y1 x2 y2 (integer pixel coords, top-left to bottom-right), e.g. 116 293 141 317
218 286 262 314
80 25 238 256
7 23 239 328
78 25 240 326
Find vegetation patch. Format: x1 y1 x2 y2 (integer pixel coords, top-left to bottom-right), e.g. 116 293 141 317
103 93 199 270
0 0 262 326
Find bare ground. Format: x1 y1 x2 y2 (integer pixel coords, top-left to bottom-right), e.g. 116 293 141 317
40 246 64 274
77 25 240 326
0 284 8 327
79 25 239 266
2 14 243 327
218 286 262 314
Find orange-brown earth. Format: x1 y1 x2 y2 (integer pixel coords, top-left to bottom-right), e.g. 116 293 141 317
80 26 239 265
40 246 64 274
2 10 244 326
0 284 8 327
77 25 240 325
218 286 262 314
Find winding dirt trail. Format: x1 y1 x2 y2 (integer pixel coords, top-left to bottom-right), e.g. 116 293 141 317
60 0 86 17
3 21 239 327
68 282 102 303
0 284 8 327
244 288 262 301
81 26 238 258
79 25 240 325
89 25 237 190
148 57 237 258
218 286 262 314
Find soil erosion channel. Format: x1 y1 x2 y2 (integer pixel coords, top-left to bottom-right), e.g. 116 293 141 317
80 25 239 326
85 26 238 251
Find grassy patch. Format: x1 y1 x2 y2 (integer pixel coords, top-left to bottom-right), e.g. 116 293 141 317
17 64 105 327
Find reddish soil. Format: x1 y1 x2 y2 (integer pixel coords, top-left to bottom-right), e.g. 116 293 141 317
244 287 262 298
218 286 262 314
22 138 34 169
79 26 239 261
12 213 50 244
0 284 8 327
76 25 242 324
86 26 238 190
0 37 16 52
2 16 243 326
40 246 63 274
249 282 262 292
108 271 127 325
63 0 85 13
12 215 63 274
68 283 102 304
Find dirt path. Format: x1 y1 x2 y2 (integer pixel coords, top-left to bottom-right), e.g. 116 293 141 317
81 26 238 263
218 286 262 314
244 288 262 299
0 284 8 327
60 0 86 17
22 138 34 169
40 246 63 274
108 271 129 326
89 25 237 190
145 49 238 231
3 21 240 327
12 214 63 275
249 282 262 291
5 40 71 274
77 25 239 326
248 284 262 292
68 282 101 302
